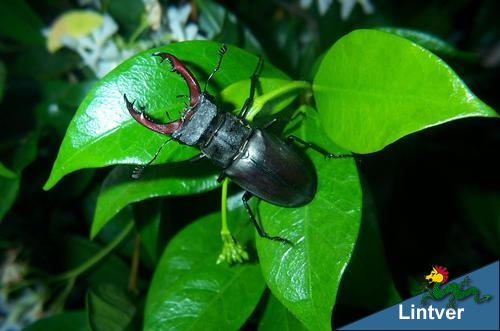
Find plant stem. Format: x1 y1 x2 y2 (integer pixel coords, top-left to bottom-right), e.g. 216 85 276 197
217 179 249 264
50 220 134 283
128 233 141 292
220 178 229 236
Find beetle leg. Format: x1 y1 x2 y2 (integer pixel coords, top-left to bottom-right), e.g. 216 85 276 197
125 94 183 135
262 117 278 129
286 135 353 159
242 192 293 245
188 153 206 162
238 56 263 120
131 138 172 179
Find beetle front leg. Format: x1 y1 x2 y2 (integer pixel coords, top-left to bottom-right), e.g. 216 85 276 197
131 138 173 179
203 44 228 92
238 56 263 120
242 192 292 245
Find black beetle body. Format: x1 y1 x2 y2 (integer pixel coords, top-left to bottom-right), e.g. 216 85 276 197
224 129 316 207
125 46 322 243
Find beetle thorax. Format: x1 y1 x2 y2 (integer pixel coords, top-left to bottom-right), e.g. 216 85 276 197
171 93 218 146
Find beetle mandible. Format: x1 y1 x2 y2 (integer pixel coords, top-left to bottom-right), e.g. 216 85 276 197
124 45 346 244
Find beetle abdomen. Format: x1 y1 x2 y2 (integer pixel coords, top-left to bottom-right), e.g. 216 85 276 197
224 129 317 207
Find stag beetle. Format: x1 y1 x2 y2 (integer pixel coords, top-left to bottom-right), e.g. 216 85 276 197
124 45 348 244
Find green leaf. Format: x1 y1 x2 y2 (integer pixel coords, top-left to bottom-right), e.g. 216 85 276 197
313 29 499 154
35 80 94 137
0 162 17 179
23 311 88 331
0 0 44 46
377 27 478 61
259 294 307 331
0 133 37 221
459 189 500 256
0 61 6 102
256 108 362 331
335 191 401 313
134 199 162 265
107 0 145 36
87 284 138 331
45 40 288 190
11 132 38 172
0 163 20 221
39 80 95 108
91 161 219 237
144 208 266 331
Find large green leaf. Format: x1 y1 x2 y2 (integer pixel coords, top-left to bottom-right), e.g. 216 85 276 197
0 0 44 46
334 191 401 315
377 27 478 61
259 294 307 331
459 189 500 256
256 108 362 330
144 208 266 330
313 29 498 154
0 60 5 102
91 161 219 237
0 133 38 221
87 284 138 331
23 311 88 331
0 163 19 221
44 41 289 190
130 198 162 266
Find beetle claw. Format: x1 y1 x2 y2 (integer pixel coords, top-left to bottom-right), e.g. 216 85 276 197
124 94 140 114
124 93 182 135
152 52 169 64
153 52 201 108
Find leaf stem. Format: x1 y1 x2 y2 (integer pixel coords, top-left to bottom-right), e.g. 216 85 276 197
247 80 311 121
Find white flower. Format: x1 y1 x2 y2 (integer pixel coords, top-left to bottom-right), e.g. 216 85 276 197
338 0 374 19
299 0 375 18
0 286 48 330
77 0 101 9
144 0 162 31
319 0 334 15
166 3 205 41
58 14 134 78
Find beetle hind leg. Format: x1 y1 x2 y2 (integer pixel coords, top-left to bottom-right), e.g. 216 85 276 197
242 192 292 245
286 135 353 159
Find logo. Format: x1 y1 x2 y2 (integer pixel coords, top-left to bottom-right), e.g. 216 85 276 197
420 265 491 308
340 261 498 329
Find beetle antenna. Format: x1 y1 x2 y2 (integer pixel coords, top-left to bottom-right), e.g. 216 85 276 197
131 138 172 179
203 44 228 92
